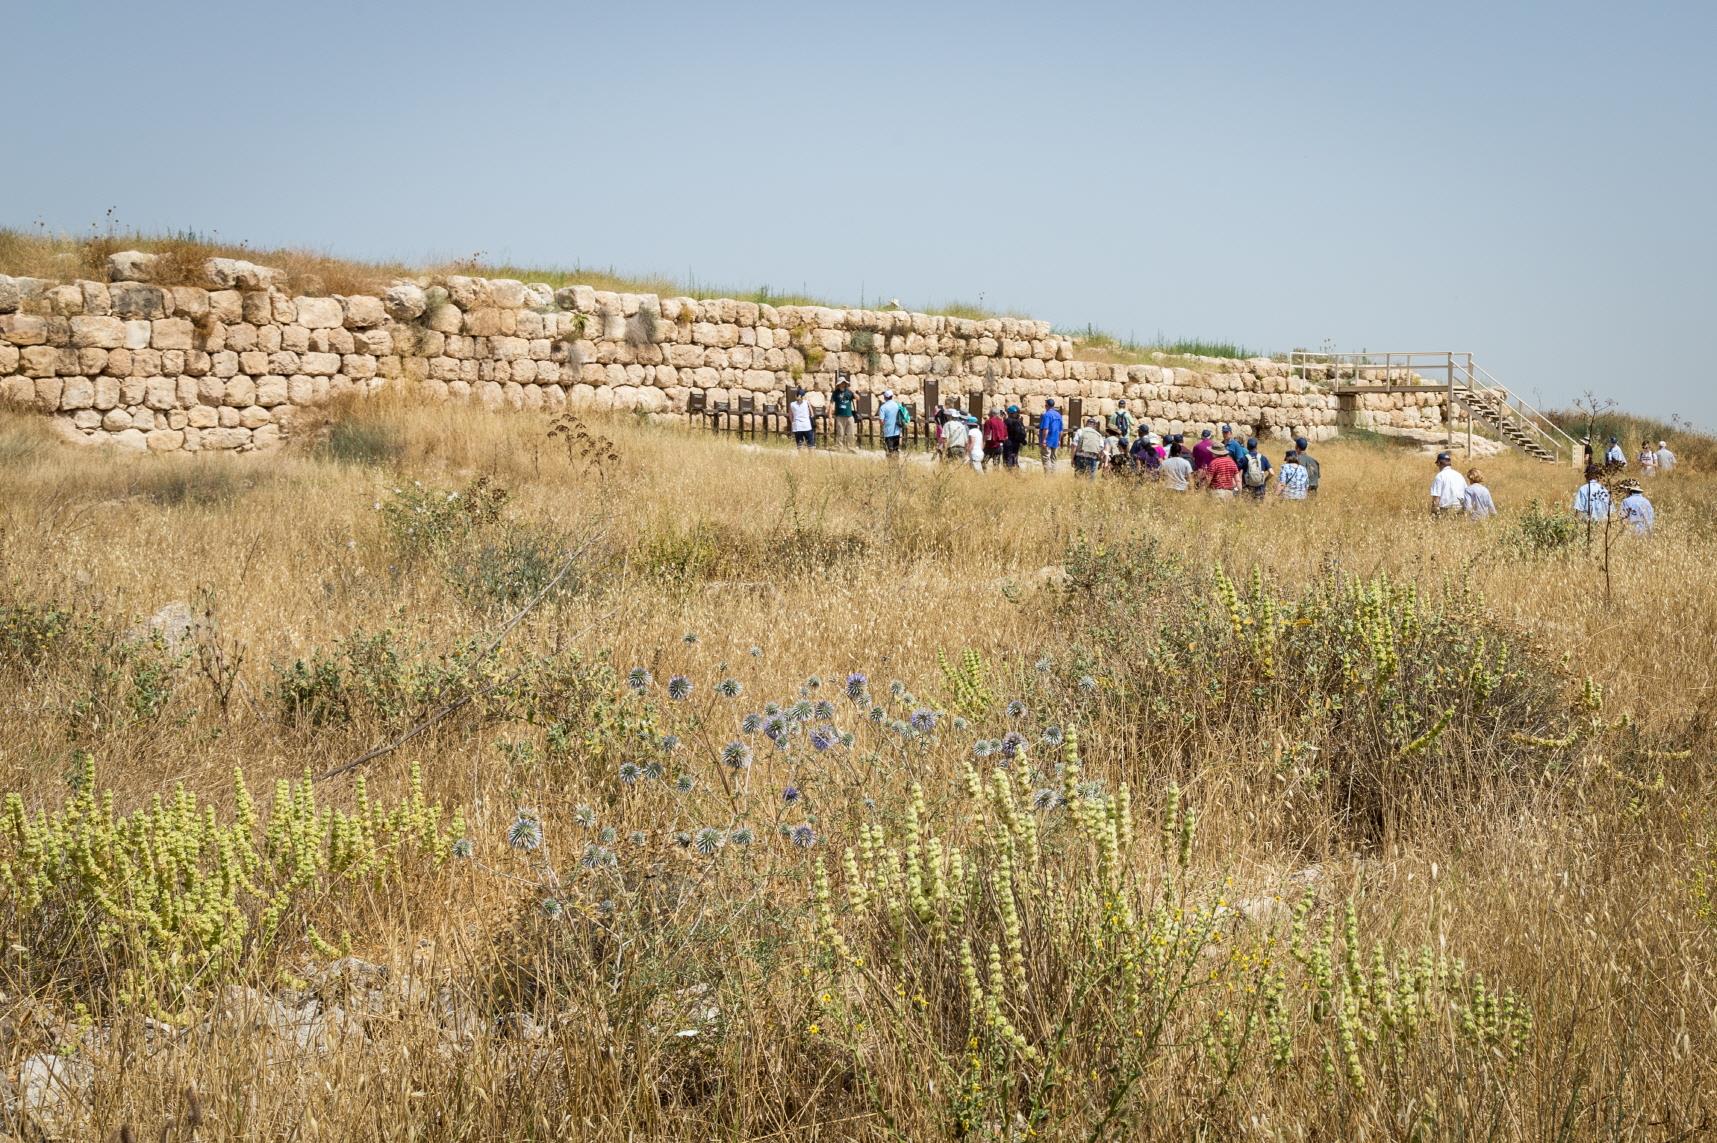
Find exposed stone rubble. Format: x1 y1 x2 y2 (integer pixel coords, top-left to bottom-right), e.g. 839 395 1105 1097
0 254 1446 452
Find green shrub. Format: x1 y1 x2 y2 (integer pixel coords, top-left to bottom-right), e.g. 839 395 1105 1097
321 417 404 466
1509 499 1580 556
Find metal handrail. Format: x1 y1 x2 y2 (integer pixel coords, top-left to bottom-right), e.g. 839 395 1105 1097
1469 364 1581 452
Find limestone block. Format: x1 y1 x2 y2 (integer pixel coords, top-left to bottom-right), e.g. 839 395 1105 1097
57 375 95 410
0 276 20 316
445 276 490 309
110 282 169 320
239 405 272 428
301 352 340 377
144 377 178 410
342 354 377 379
425 303 462 334
204 258 283 290
294 296 342 329
223 375 256 407
383 283 426 320
21 346 60 378
341 295 386 328
151 318 194 351
106 250 159 282
2 313 49 346
143 428 182 450
201 427 249 450
205 290 241 322
67 315 124 350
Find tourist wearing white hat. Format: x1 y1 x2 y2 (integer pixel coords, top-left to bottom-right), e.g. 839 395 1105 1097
1655 440 1676 473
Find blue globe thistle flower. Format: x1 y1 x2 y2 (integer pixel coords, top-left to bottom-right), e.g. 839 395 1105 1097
1001 731 1025 759
730 827 755 847
694 827 723 855
618 762 641 785
889 679 906 697
642 760 664 781
659 734 680 752
1041 725 1064 746
791 824 817 848
598 826 617 844
899 692 917 707
868 705 885 723
1006 700 1026 719
628 830 647 846
540 897 563 919
839 731 855 748
508 814 543 852
810 726 835 752
1077 674 1098 693
845 672 868 701
952 716 969 732
790 699 814 723
683 631 699 644
580 843 617 869
783 784 801 804
721 740 753 769
675 774 695 793
910 709 938 733
814 699 835 721
716 677 743 698
806 675 822 689
573 804 597 829
1034 655 1053 673
741 712 764 734
667 675 693 701
451 837 473 859
673 830 692 847
626 667 652 692
1079 779 1107 803
764 702 782 716
974 740 993 758
747 645 763 657
1032 787 1063 812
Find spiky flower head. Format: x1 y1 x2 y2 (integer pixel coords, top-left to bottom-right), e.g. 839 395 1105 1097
508 813 543 852
667 675 693 701
1034 655 1053 673
1032 787 1064 812
682 631 699 644
911 709 938 734
1077 674 1098 693
764 715 788 742
973 740 993 758
695 827 723 856
626 667 652 692
845 672 868 701
806 675 822 690
1006 700 1026 719
889 679 906 698
721 740 753 770
451 837 474 859
868 705 885 723
814 699 835 721
730 827 755 847
783 784 802 804
810 726 835 752
716 677 743 698
792 824 817 848
952 716 969 731
659 734 681 752
1001 731 1025 759
598 826 617 844
764 702 782 716
618 762 641 785
573 803 597 828
748 645 763 657
641 760 664 781
839 731 855 748
741 712 764 734
790 699 814 722
540 897 563 919
675 774 695 793
1041 725 1064 746
628 830 647 846
580 844 617 869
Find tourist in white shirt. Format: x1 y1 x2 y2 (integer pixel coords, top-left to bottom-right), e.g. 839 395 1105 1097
1638 442 1657 477
1605 437 1626 466
964 415 985 473
1573 465 1612 521
1429 451 1467 516
1276 451 1310 500
1160 442 1193 491
788 388 815 450
1463 468 1496 519
1656 440 1676 473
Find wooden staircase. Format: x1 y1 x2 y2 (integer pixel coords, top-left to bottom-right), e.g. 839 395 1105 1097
1287 350 1581 465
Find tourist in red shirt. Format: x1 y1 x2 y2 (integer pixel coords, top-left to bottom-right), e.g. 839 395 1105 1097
1207 449 1241 499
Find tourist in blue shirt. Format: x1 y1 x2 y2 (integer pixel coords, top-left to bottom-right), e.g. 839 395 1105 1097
878 390 903 458
1618 480 1654 534
1038 399 1064 473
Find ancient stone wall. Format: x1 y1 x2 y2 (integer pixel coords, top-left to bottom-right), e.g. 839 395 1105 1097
0 257 1444 452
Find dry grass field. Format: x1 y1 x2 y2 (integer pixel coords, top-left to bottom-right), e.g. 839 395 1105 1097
1 402 1712 1140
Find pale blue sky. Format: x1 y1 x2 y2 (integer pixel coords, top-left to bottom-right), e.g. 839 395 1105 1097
8 1 1713 425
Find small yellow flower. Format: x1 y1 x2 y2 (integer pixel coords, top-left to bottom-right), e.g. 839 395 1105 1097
806 1022 820 1035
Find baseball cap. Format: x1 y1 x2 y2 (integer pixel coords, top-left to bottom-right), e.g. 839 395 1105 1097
965 414 978 425
883 389 894 398
1007 405 1019 414
1294 436 1308 450
1436 451 1452 463
1221 424 1232 434
1045 397 1056 406
1246 437 1258 448
1200 429 1213 439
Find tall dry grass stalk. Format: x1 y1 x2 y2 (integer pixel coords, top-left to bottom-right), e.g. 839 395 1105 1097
0 405 1712 1139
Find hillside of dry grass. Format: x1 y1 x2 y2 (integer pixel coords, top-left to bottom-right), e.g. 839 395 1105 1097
0 406 1712 1139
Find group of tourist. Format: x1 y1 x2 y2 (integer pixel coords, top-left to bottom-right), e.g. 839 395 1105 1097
1430 437 1672 534
788 382 1677 532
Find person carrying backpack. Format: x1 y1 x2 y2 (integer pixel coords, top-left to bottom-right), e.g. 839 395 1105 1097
941 409 969 461
1112 399 1133 440
1241 437 1272 500
1004 406 1027 468
1071 417 1105 480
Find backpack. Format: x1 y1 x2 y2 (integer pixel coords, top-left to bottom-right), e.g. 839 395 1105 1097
1243 453 1267 487
898 405 912 427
